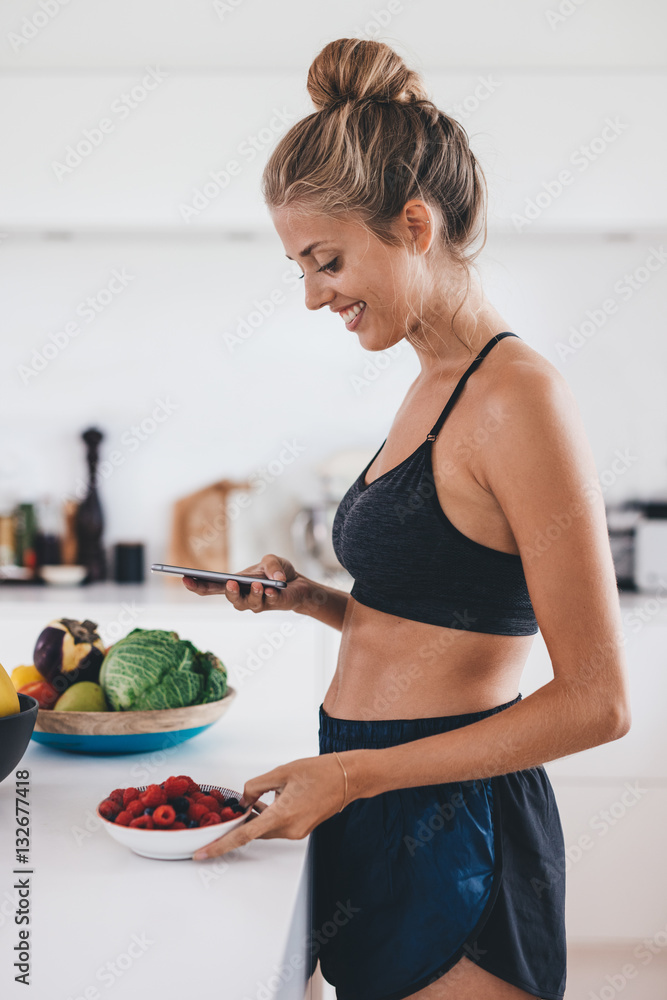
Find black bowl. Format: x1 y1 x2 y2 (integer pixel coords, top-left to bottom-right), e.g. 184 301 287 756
0 694 38 784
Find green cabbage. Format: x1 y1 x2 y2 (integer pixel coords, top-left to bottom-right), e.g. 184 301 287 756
99 628 227 711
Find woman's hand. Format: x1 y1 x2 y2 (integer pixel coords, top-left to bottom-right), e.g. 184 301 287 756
191 753 350 860
181 554 315 614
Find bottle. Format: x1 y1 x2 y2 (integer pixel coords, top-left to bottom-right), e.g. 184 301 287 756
0 514 15 566
13 503 37 575
34 495 63 567
74 428 107 583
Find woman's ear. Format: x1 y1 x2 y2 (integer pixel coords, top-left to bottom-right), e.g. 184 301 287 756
401 199 434 255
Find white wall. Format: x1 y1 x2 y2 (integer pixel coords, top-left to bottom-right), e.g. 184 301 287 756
2 227 666 573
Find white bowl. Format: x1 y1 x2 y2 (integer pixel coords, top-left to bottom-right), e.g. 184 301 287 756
39 565 87 585
96 784 254 860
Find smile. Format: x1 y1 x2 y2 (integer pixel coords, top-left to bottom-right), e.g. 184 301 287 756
340 301 366 329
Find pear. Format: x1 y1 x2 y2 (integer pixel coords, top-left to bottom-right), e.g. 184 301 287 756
54 682 109 712
0 661 21 718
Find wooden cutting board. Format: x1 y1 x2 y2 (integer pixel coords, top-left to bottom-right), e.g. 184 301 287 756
166 479 252 578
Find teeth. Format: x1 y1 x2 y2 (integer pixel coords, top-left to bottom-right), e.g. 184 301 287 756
340 301 366 322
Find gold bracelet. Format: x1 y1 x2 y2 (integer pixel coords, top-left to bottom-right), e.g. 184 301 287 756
332 751 348 812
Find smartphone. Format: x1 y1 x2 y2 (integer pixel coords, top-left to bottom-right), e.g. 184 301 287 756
151 564 287 591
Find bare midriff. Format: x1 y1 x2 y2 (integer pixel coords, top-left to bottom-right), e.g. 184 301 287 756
321 340 540 722
321 596 534 721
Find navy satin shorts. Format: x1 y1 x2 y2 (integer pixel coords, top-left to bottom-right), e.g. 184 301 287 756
305 694 567 1000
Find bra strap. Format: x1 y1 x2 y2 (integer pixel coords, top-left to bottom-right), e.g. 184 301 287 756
426 332 520 441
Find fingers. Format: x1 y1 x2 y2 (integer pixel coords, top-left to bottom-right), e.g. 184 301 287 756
182 576 226 596
192 807 277 860
238 767 286 808
223 576 282 611
260 554 289 585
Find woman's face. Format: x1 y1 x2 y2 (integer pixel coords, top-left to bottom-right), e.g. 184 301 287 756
270 205 429 352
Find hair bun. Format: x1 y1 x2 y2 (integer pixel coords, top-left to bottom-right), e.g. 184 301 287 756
307 38 429 112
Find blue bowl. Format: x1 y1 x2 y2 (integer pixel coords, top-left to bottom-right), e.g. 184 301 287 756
30 725 219 755
30 687 236 756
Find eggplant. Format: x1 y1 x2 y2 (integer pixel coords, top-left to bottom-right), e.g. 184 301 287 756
34 618 105 694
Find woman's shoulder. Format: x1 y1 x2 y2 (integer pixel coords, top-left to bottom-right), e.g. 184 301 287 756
480 335 574 417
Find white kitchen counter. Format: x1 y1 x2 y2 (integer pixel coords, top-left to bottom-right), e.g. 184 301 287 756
0 592 328 1000
2 577 667 995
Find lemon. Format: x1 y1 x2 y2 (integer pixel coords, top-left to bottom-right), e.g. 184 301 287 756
11 665 43 691
0 661 21 718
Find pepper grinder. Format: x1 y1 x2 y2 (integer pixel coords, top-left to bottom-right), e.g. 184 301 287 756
74 427 107 582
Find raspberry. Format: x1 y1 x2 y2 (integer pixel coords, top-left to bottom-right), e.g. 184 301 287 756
109 789 125 805
115 811 132 826
164 776 189 798
191 791 207 802
187 802 209 822
197 795 220 814
99 798 120 821
129 815 154 829
123 787 141 807
208 789 226 804
219 806 237 822
152 805 176 828
141 784 167 808
200 812 221 826
175 775 200 794
126 799 145 819
170 821 187 830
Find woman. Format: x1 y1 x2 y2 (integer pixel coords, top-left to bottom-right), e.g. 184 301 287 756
186 38 631 1000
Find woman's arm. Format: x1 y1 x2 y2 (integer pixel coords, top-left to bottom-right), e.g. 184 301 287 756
292 572 351 631
182 556 350 630
344 364 632 799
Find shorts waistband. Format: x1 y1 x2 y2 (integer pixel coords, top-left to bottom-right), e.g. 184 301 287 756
318 693 522 750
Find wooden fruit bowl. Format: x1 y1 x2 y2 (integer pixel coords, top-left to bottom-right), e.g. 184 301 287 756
30 686 237 755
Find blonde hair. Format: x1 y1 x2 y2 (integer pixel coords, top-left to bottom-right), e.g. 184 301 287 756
261 37 489 358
